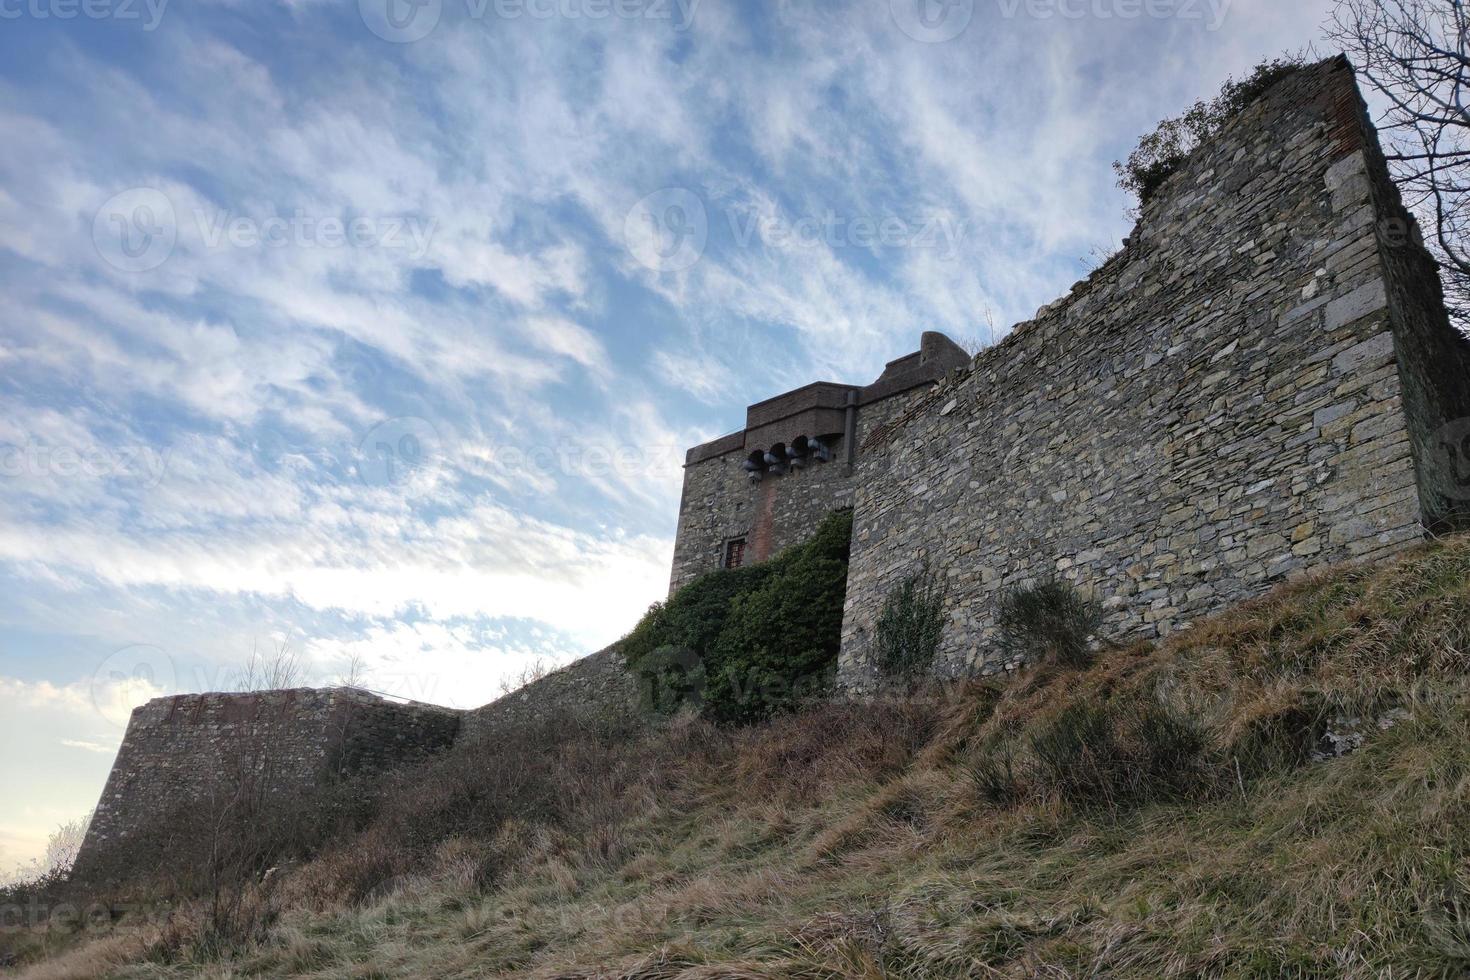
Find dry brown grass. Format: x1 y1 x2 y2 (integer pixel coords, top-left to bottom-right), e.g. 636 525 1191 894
12 537 1470 978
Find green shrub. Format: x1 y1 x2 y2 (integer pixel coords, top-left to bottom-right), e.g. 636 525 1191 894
1126 700 1213 799
1027 698 1213 808
622 510 854 724
873 566 946 683
995 577 1103 669
965 739 1022 806
1028 703 1128 805
1114 56 1306 205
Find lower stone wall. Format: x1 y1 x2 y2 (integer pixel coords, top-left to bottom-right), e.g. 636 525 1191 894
329 690 462 775
75 688 461 873
457 645 641 744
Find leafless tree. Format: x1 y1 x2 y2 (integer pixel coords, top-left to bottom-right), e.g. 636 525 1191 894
43 811 92 875
953 308 1005 357
1329 0 1470 325
233 639 302 692
196 640 304 946
496 657 552 698
334 652 372 690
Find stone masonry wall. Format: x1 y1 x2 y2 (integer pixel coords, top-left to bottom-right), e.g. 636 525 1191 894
76 688 460 873
669 334 969 593
668 390 921 593
458 644 641 744
1354 97 1470 530
673 379 958 590
838 58 1447 689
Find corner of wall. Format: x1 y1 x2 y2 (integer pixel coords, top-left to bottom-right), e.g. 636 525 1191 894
1342 68 1470 532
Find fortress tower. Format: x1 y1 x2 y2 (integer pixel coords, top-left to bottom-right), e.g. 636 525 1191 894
670 331 969 591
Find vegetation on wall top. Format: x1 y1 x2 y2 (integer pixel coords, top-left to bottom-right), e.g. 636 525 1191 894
1115 56 1308 205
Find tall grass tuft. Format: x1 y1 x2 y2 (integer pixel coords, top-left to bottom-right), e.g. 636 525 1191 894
996 577 1103 669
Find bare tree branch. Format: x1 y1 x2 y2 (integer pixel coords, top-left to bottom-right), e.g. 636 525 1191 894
1330 0 1470 325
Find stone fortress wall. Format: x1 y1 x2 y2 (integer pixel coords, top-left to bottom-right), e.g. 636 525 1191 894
836 57 1470 687
77 57 1470 874
75 688 461 873
458 643 640 743
670 332 969 592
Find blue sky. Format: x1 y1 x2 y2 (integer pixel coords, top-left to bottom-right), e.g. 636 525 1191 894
0 0 1334 868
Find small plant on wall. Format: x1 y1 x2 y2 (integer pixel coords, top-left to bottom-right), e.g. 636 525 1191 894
1114 55 1306 206
874 565 946 684
996 577 1103 670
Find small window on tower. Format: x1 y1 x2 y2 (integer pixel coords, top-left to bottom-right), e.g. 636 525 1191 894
724 538 746 570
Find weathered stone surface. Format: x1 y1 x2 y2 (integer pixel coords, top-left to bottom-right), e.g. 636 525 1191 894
458 644 639 743
668 333 966 593
833 58 1465 690
76 688 461 872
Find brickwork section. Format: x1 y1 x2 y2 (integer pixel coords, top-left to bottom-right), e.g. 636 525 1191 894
76 688 460 872
837 58 1454 690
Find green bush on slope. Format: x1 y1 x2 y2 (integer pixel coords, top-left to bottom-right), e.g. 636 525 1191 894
622 509 853 723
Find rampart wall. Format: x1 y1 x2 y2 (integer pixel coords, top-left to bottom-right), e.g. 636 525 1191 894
75 688 460 873
836 57 1468 688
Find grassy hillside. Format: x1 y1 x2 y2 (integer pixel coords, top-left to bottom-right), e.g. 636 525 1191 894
10 537 1470 978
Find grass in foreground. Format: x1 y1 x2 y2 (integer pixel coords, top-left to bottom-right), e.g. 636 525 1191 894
11 537 1470 978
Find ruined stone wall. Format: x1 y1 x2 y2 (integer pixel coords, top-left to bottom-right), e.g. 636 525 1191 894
838 58 1447 689
76 688 460 872
1353 95 1470 530
457 644 641 744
